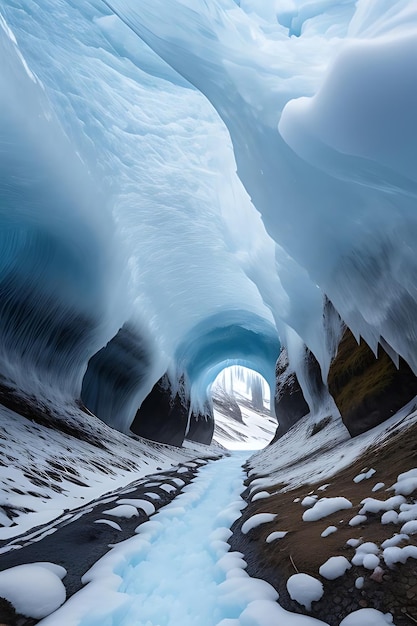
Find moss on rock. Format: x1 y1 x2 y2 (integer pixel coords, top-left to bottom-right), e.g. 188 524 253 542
328 328 417 436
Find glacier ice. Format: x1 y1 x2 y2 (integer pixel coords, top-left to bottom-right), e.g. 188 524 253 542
0 0 417 435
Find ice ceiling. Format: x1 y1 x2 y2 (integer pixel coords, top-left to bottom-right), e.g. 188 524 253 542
0 0 416 433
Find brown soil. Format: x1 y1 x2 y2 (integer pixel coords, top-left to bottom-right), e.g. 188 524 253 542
231 420 417 626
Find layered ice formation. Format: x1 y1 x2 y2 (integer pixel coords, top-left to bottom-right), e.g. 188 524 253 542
1 0 416 435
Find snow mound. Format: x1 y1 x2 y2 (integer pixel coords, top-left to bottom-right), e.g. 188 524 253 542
266 531 287 543
339 608 394 625
0 563 66 618
287 573 324 610
116 499 156 516
319 556 351 580
302 498 352 522
102 505 139 519
241 513 277 534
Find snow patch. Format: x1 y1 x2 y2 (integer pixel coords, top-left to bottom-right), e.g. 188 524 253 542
287 573 324 610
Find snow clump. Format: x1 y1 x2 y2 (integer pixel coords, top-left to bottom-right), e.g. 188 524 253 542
319 556 351 580
287 573 324 610
102 504 139 518
302 498 352 522
241 513 277 534
0 563 66 619
339 608 394 625
392 469 417 496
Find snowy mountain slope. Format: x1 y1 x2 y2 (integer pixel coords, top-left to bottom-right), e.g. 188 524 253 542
213 392 276 451
0 404 221 544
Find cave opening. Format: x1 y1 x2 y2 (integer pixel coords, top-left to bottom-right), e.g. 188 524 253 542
210 365 277 450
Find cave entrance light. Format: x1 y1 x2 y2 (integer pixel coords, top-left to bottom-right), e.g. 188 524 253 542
211 365 277 451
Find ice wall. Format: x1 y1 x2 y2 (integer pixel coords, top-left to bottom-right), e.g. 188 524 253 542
0 15 129 400
0 1 281 430
2 0 416 436
106 0 417 375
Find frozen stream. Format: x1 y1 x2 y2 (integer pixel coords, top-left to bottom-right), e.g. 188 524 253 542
39 453 336 626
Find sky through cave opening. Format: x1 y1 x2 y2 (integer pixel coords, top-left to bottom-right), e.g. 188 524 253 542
210 365 276 451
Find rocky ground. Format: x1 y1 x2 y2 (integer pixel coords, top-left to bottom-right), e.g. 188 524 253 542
231 420 417 626
0 460 211 625
1 402 417 625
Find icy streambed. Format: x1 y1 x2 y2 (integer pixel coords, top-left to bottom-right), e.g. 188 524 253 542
37 454 391 626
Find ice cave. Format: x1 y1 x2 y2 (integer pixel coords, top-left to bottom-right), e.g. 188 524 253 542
0 1 417 625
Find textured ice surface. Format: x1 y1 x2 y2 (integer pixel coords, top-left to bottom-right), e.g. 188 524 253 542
2 0 417 430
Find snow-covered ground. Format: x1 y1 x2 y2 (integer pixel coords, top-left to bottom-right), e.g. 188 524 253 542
0 396 416 624
212 367 276 450
0 451 399 626
0 403 219 544
213 396 276 451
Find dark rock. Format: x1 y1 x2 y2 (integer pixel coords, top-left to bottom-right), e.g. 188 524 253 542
131 374 189 447
0 597 17 626
186 409 214 445
328 328 417 436
271 348 309 443
81 323 151 429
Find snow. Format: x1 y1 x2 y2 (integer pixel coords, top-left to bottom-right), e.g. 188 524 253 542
400 520 417 535
160 484 177 493
241 513 277 534
266 531 287 543
251 491 271 502
353 469 376 483
339 609 394 626
321 526 337 538
381 511 399 525
359 496 406 515
1 1 417 623
37 453 334 626
102 505 139 519
0 404 210 543
213 385 277 451
372 483 385 493
381 534 409 549
116 499 156 516
301 496 318 507
319 556 351 580
349 515 367 527
352 542 380 567
303 497 352 522
383 545 417 567
362 554 380 570
94 519 122 531
287 573 324 610
0 563 66 618
392 469 417 496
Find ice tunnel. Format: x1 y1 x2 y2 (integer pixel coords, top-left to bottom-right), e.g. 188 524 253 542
1 0 417 449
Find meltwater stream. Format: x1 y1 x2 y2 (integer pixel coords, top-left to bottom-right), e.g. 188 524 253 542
39 452 329 626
